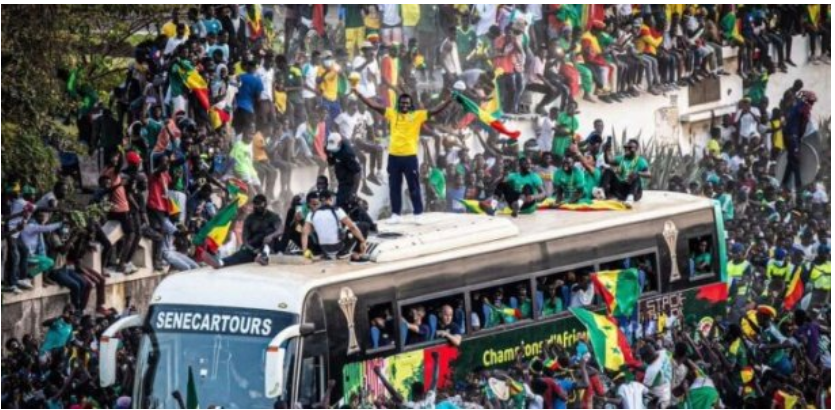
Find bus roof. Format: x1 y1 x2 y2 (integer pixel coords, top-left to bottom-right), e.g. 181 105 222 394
151 191 714 313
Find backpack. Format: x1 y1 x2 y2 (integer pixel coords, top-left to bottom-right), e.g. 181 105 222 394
312 205 347 242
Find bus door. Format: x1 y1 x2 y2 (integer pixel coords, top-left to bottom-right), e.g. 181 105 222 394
296 292 328 408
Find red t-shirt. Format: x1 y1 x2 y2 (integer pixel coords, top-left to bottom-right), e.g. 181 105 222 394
581 374 606 409
102 168 130 214
147 171 171 213
540 377 566 410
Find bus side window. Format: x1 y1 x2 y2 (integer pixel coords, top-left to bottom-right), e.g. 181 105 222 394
471 280 533 332
367 303 396 350
599 252 659 293
538 266 596 313
401 295 465 347
688 236 715 280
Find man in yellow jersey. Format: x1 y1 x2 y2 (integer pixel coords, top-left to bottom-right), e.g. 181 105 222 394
353 89 451 220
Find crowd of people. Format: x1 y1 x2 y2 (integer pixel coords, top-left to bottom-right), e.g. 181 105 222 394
1 4 831 409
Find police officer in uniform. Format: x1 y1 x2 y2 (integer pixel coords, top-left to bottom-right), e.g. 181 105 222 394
808 244 831 309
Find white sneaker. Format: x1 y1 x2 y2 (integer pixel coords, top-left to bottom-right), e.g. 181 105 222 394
125 263 139 274
388 214 401 225
592 187 606 200
624 195 635 208
2 286 22 295
17 279 33 290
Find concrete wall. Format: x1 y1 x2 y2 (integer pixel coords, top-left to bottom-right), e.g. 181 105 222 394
1 272 164 346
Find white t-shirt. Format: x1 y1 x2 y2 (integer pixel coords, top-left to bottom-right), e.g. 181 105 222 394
570 282 595 308
302 63 319 99
735 107 761 140
351 56 380 98
380 4 402 26
474 4 498 36
163 37 186 56
256 67 275 101
617 382 648 410
306 206 348 246
536 116 555 153
440 38 462 76
334 111 369 140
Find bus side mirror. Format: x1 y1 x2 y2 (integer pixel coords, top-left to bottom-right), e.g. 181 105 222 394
299 322 315 337
265 325 302 399
99 315 143 387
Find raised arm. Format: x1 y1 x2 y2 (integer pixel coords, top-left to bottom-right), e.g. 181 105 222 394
373 366 405 404
429 351 441 391
428 96 453 118
352 88 386 115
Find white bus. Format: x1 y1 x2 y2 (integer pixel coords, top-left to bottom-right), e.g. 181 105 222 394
100 191 728 409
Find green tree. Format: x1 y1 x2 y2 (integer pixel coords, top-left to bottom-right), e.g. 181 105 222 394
1 5 169 189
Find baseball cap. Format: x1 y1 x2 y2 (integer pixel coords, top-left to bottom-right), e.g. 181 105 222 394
756 305 777 318
361 41 374 50
326 133 342 153
126 151 142 166
731 243 745 254
587 134 603 146
773 248 787 261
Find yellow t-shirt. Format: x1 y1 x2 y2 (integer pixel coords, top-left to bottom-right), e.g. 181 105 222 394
274 90 287 114
707 139 721 158
401 5 421 27
364 8 381 30
385 108 428 157
771 119 784 151
161 21 190 38
318 66 340 102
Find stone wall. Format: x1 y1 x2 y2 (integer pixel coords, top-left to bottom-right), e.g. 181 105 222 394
1 272 164 346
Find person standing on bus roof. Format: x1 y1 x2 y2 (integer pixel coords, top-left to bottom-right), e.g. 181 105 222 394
325 133 362 209
352 87 452 222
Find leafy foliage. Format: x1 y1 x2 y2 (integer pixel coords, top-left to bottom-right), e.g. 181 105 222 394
1 5 169 189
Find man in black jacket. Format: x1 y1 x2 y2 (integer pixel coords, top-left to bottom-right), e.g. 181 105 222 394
325 133 362 208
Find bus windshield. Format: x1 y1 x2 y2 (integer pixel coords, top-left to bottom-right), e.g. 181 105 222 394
136 305 298 409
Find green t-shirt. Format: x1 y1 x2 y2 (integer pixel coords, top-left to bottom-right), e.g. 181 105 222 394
456 27 478 63
718 193 734 221
142 119 163 153
614 155 649 186
552 168 585 203
519 299 532 320
506 172 543 194
343 5 365 28
541 297 563 317
694 252 712 274
552 113 579 158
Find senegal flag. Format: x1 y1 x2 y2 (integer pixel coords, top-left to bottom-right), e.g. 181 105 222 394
773 390 799 410
192 200 238 254
453 91 520 140
556 200 629 211
569 308 636 371
591 269 641 318
174 61 210 111
783 268 804 312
